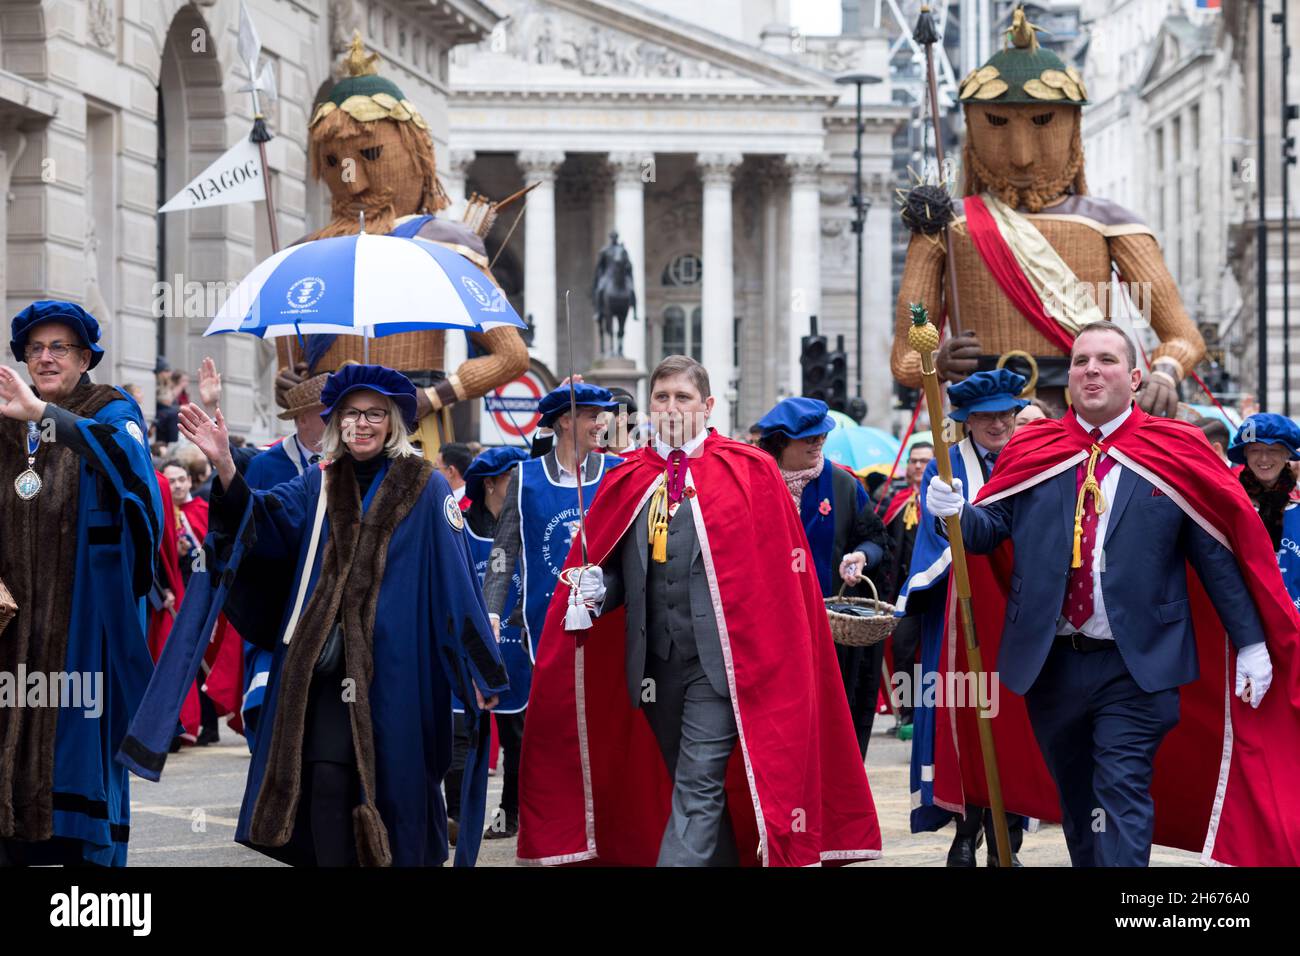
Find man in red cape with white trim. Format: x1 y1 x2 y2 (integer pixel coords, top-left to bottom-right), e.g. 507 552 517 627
517 356 881 866
925 321 1300 866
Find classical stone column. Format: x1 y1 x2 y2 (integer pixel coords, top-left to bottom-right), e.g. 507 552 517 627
863 174 894 428
442 149 477 375
697 152 742 434
607 152 649 378
442 148 476 220
787 153 827 396
518 150 564 373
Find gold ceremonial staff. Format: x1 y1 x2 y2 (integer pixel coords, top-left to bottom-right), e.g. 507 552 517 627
908 301 1013 867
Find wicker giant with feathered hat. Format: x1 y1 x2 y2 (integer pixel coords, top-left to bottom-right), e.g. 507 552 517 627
288 33 529 452
889 6 1204 418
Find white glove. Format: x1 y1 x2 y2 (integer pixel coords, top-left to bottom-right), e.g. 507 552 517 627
1235 642 1273 709
927 475 965 518
572 565 606 606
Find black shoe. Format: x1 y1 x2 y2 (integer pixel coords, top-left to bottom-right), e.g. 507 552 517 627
196 726 219 745
484 810 519 840
987 848 1024 867
946 831 982 868
169 737 184 754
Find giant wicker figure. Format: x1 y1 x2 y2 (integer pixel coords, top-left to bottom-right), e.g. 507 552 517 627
890 9 1202 417
295 34 528 447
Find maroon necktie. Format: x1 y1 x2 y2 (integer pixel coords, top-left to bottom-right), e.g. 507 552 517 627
666 449 687 504
1062 428 1117 630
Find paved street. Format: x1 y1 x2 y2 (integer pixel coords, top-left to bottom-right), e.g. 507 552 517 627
127 717 1199 867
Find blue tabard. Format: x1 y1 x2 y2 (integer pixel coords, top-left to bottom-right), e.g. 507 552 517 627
518 454 621 660
1276 503 1300 614
458 526 530 713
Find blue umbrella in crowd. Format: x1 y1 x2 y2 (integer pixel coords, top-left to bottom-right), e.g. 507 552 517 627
823 422 902 471
204 232 526 359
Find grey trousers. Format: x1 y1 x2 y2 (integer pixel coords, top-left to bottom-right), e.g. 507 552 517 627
641 642 740 867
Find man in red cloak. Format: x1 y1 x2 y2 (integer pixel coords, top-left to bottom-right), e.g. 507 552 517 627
924 321 1299 866
517 356 880 867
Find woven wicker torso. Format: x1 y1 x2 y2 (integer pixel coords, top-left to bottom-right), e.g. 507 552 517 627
947 214 1116 357
317 327 445 372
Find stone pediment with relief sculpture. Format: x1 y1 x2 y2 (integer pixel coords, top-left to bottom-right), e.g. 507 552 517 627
451 0 828 90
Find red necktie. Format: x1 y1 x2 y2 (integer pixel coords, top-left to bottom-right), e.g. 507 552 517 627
666 449 687 504
1062 428 1117 630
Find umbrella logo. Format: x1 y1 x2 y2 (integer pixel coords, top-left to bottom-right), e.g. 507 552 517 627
285 277 326 313
460 276 505 313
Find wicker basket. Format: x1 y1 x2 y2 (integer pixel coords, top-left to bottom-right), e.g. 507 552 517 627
0 574 15 637
825 574 897 648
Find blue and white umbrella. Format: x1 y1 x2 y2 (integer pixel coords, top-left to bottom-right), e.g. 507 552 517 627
204 233 526 343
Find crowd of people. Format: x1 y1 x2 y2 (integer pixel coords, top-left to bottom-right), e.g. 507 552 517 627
0 299 1296 869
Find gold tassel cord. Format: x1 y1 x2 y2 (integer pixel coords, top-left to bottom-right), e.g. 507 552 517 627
902 496 919 531
648 482 669 564
1070 444 1108 569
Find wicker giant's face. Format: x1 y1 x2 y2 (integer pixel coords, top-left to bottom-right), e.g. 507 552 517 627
317 119 423 222
964 102 1081 210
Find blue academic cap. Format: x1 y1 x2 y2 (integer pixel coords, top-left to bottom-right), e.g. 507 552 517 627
11 300 105 369
319 364 419 430
537 382 617 428
463 445 529 504
756 396 835 440
947 369 1028 422
1228 413 1300 464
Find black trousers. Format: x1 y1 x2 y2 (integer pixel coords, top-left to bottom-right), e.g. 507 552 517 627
835 641 886 758
954 804 1025 858
445 714 469 821
296 666 359 866
495 712 525 817
890 614 923 721
302 760 360 867
444 710 526 821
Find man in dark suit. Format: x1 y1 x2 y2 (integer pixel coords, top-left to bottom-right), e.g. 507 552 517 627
925 322 1275 866
576 357 737 866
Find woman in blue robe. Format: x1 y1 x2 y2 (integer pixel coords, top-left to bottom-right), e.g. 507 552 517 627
177 364 507 867
1230 413 1300 609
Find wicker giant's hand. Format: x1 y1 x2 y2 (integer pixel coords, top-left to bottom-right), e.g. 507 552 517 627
935 330 982 383
1134 365 1180 418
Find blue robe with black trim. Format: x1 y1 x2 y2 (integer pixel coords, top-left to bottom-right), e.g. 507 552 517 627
119 458 505 866
240 437 314 748
0 385 159 866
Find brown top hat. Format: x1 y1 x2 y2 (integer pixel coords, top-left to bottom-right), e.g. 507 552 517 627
277 372 330 420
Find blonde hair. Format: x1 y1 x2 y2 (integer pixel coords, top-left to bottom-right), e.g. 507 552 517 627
320 394 418 461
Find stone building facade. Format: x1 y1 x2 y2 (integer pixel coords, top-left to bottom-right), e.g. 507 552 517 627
0 0 908 442
0 0 494 438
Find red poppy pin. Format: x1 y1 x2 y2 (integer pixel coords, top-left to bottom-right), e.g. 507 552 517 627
685 487 697 499
818 498 831 516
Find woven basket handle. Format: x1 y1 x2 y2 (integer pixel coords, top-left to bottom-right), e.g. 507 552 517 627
835 568 879 603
